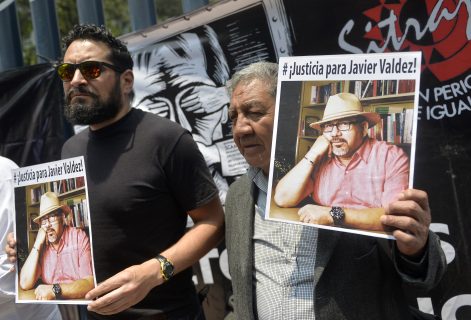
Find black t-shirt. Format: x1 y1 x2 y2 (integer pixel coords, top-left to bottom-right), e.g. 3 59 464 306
62 108 218 317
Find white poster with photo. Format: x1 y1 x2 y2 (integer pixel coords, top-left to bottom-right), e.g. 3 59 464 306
267 52 421 239
12 156 96 304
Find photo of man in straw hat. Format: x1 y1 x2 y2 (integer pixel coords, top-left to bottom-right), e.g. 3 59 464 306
274 92 410 232
19 192 94 300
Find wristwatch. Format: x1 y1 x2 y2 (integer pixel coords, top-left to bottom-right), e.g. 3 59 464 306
329 206 345 226
156 254 175 281
52 283 62 299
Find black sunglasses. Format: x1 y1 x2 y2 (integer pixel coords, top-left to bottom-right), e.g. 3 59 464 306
56 60 125 82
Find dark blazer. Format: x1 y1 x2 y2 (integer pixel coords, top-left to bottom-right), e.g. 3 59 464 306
225 174 446 320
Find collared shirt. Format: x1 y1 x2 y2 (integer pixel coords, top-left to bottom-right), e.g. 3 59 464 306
312 138 409 209
249 166 318 320
40 226 93 284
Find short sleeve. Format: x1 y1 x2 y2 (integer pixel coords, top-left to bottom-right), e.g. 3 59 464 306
163 132 218 212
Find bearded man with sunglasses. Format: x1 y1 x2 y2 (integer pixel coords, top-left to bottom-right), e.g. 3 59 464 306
59 24 224 320
275 92 411 232
8 24 224 319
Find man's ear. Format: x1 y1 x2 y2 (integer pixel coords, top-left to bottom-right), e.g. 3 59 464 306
60 212 67 226
362 121 369 137
121 69 134 96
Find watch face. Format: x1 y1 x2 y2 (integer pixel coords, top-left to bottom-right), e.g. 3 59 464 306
330 206 345 225
163 261 174 278
52 283 61 296
157 255 175 280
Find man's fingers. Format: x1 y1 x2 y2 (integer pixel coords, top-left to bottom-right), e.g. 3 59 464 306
6 232 17 257
87 277 145 315
299 213 309 223
387 201 431 228
86 277 122 300
298 207 311 222
88 289 124 313
382 214 418 231
5 245 17 263
7 232 15 243
88 293 134 315
387 199 420 216
401 189 430 210
86 268 134 300
383 213 429 257
392 228 418 243
392 229 427 257
387 190 431 223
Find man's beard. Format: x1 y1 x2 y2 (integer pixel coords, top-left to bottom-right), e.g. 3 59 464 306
331 138 349 157
46 228 59 244
64 81 122 125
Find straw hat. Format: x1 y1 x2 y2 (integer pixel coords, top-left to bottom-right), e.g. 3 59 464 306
33 192 66 223
310 92 380 130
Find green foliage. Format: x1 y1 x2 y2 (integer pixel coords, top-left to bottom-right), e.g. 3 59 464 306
16 0 34 65
56 0 79 53
156 0 182 22
103 1 131 38
16 0 221 65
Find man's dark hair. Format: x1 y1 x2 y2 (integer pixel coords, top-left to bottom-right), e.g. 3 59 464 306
62 24 133 71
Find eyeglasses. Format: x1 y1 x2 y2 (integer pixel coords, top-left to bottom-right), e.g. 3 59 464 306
40 214 61 227
321 120 358 133
56 60 125 82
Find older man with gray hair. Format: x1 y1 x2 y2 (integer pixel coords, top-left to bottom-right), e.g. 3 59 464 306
224 61 445 320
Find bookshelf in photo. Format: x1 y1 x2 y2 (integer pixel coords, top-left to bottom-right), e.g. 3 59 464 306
309 79 415 103
295 79 415 163
25 177 89 251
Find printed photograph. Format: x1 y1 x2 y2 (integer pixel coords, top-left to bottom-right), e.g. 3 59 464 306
13 157 96 304
267 53 421 239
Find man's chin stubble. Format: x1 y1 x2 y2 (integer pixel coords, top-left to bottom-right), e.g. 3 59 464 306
332 147 348 157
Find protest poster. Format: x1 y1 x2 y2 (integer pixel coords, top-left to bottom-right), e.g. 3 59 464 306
267 52 421 239
12 156 96 304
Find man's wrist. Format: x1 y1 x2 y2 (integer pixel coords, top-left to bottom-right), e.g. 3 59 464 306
395 244 429 278
304 152 318 163
398 236 429 263
303 156 315 166
140 259 164 287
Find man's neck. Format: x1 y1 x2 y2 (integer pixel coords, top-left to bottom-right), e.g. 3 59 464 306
90 105 131 131
337 156 353 166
